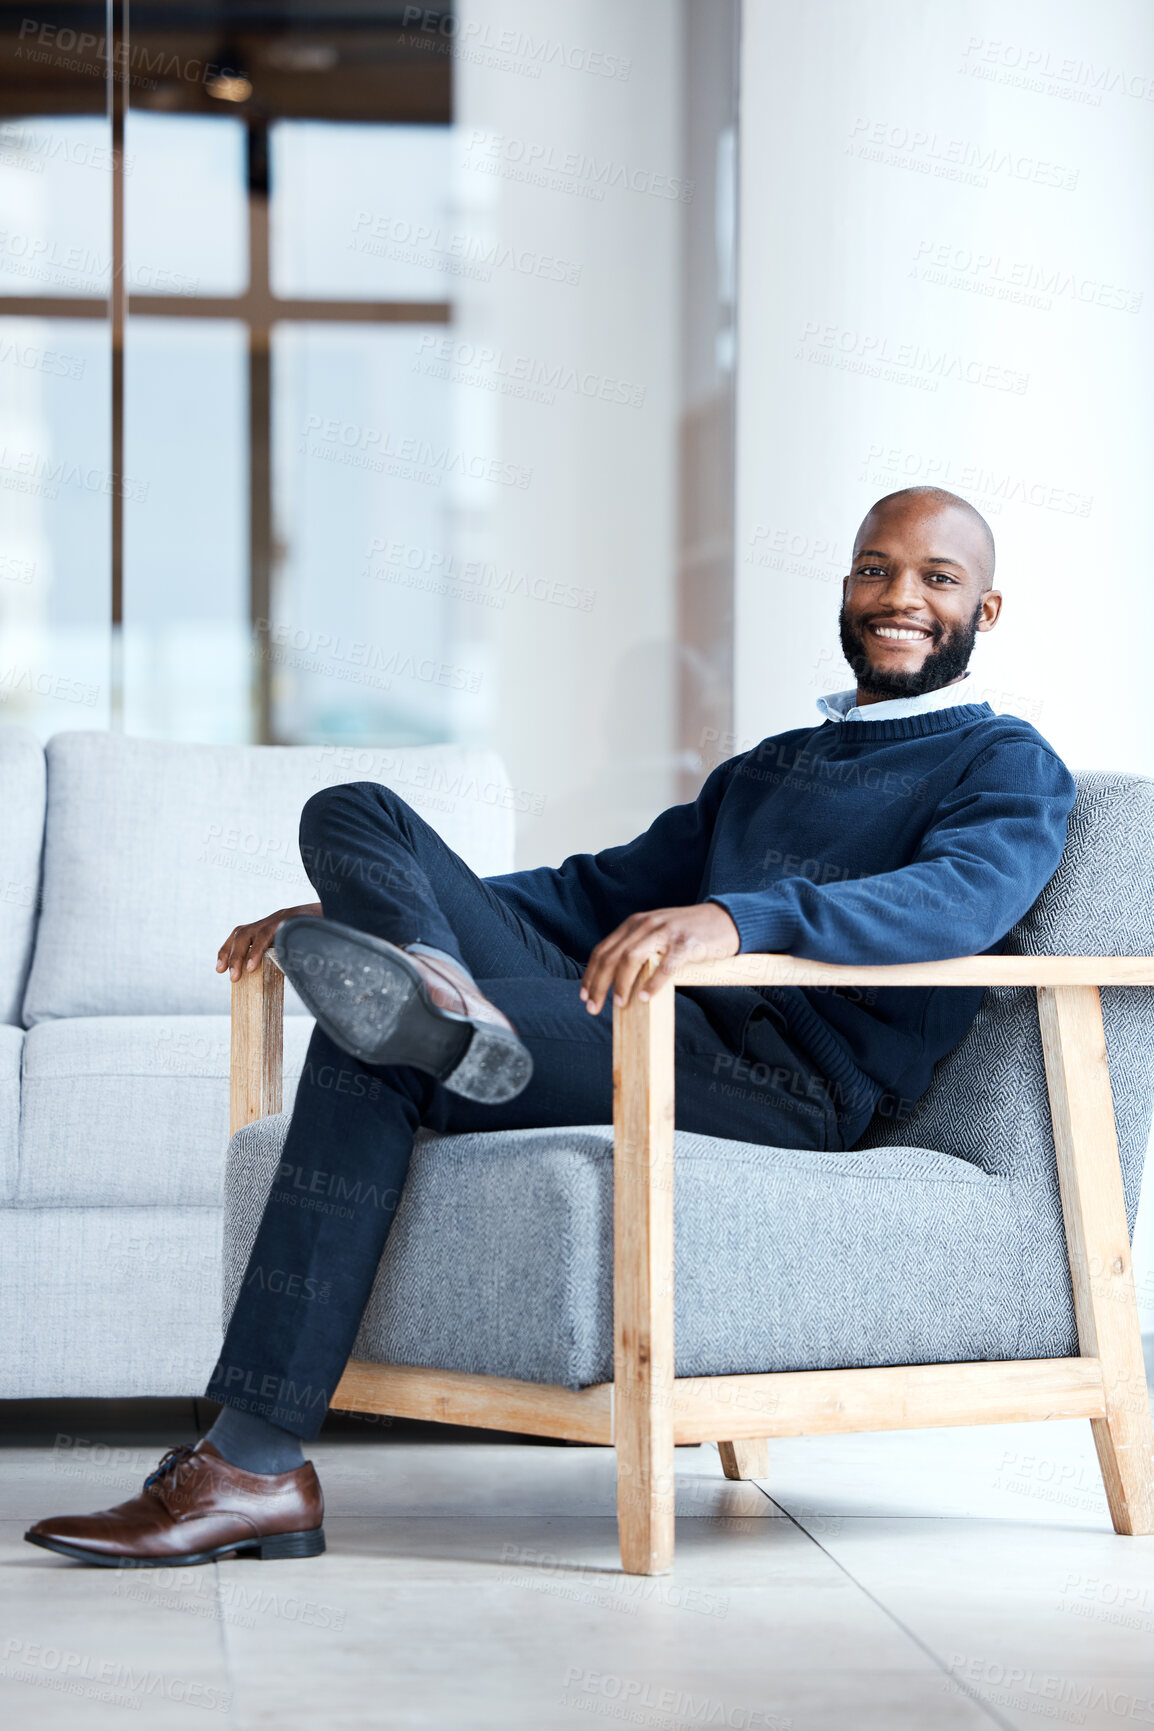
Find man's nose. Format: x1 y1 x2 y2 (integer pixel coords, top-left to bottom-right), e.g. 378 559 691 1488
878 566 926 608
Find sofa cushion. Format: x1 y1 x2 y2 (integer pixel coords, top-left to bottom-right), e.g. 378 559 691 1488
17 1015 315 1207
22 734 515 1022
0 1023 23 1203
0 726 45 1025
1 1205 224 1397
223 1117 1041 1389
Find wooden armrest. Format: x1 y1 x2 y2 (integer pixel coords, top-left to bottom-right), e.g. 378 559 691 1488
230 953 285 1136
669 954 1154 989
227 947 1154 1141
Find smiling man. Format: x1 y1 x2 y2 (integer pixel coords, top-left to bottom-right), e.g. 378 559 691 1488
26 485 1077 1569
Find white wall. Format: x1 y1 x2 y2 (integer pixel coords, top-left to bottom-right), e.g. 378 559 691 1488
737 0 1154 1322
737 0 1154 764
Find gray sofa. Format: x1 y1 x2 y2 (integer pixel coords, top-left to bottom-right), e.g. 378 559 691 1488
222 774 1154 1389
0 727 513 1398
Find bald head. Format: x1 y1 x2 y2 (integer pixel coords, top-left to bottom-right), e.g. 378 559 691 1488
855 487 996 589
840 485 1003 703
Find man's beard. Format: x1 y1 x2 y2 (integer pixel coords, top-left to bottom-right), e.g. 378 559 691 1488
837 599 983 700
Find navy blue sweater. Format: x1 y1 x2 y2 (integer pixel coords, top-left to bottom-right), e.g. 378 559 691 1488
488 704 1076 1119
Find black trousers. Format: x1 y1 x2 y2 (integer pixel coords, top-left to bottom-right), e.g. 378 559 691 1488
207 782 864 1437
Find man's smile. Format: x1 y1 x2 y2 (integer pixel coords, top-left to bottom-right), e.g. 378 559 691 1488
865 619 935 645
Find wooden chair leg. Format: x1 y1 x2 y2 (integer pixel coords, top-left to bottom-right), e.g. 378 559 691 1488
614 975 676 1575
718 1439 769 1481
1038 984 1154 1535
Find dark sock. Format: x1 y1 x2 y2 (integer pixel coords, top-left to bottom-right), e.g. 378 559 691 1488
406 941 475 982
206 1406 306 1476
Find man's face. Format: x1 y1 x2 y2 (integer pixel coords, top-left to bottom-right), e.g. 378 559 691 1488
838 500 1001 701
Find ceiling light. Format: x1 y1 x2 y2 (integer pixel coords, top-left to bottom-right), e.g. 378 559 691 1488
207 73 253 102
263 44 339 73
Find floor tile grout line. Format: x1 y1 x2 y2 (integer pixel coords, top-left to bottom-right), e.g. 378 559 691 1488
738 1478 1117 1527
209 1561 234 1706
766 1493 1018 1731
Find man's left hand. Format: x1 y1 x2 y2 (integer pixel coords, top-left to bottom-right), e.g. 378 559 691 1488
579 903 740 1014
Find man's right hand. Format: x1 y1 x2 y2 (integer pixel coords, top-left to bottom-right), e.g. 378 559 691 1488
216 903 323 981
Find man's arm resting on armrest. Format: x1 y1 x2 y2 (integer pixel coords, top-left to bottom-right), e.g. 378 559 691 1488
217 902 322 981
707 740 1076 965
582 739 1078 1012
580 902 740 1013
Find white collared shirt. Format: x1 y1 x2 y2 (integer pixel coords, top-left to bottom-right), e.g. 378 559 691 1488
816 671 982 725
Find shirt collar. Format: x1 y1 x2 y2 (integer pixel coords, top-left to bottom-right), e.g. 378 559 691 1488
817 671 977 725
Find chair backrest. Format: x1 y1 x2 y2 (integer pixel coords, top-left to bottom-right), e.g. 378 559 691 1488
861 773 1154 1230
22 732 516 1024
0 727 45 1026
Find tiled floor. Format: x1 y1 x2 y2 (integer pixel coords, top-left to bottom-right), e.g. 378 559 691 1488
3 1364 1153 1731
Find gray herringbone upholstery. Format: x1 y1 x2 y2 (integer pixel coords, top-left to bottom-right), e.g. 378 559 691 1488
222 773 1154 1389
857 772 1154 1358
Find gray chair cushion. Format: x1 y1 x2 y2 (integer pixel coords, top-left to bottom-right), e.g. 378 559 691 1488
23 734 515 1023
0 726 45 1025
223 1116 1041 1389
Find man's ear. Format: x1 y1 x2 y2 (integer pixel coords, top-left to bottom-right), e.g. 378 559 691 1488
976 588 1003 633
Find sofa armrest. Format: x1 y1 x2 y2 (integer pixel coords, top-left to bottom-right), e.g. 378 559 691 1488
230 953 284 1136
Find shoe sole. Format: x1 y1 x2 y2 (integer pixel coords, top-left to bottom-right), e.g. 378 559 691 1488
23 1527 326 1567
275 917 533 1105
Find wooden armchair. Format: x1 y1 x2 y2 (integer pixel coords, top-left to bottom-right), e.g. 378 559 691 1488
231 950 1154 1575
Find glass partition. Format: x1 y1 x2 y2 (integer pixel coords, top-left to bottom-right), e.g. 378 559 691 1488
0 97 111 732
0 1 739 864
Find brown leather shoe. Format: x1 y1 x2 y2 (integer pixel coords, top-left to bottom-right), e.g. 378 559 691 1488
24 1441 325 1568
275 915 533 1103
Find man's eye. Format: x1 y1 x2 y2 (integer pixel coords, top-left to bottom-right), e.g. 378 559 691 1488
927 572 958 584
856 566 886 578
